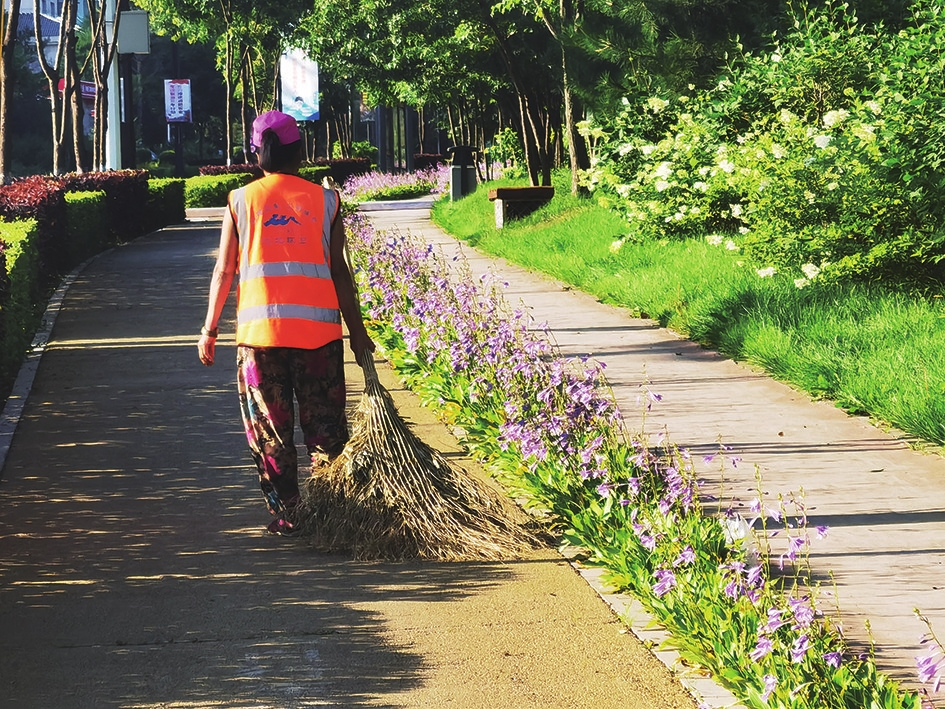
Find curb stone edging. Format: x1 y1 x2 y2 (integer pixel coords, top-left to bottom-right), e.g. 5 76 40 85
0 252 106 480
561 547 748 709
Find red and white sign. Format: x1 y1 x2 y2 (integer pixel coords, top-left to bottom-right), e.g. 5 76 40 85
164 79 192 123
57 79 96 100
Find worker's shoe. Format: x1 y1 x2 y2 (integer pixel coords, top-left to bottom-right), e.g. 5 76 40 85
267 514 301 537
266 495 302 537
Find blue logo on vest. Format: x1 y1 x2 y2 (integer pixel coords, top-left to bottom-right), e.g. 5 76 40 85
264 214 302 227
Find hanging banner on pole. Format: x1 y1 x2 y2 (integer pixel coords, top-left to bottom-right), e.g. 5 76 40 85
164 79 192 123
280 49 319 121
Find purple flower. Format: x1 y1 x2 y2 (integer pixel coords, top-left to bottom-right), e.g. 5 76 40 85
816 525 829 539
652 569 676 598
791 634 810 663
779 534 807 569
638 534 656 551
823 651 842 669
673 546 696 567
761 674 777 702
750 636 774 662
759 608 787 635
789 596 816 629
746 564 764 588
916 643 945 688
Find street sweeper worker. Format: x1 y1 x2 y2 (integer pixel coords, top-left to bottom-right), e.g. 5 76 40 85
197 110 375 536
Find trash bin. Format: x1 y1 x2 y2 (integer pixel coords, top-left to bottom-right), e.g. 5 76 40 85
446 145 478 201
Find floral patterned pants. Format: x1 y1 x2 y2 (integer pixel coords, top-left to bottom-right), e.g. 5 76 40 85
236 340 348 515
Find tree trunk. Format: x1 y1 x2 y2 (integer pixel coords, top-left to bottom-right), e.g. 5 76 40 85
224 32 233 166
33 0 68 174
518 95 539 185
446 104 457 146
64 0 87 172
561 43 590 195
239 45 250 162
0 0 23 183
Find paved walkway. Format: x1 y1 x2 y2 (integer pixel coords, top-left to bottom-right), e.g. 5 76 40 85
363 202 945 697
0 218 700 707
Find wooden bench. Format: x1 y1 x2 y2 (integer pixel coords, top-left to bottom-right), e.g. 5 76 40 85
488 186 554 228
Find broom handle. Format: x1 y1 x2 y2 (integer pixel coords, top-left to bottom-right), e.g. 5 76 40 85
360 350 380 388
343 236 379 389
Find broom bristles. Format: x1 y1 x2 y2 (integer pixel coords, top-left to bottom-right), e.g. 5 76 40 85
296 358 540 561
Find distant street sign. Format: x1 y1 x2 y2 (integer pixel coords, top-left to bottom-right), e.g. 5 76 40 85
164 79 192 123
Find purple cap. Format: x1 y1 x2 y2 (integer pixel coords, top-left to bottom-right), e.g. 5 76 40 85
251 111 301 150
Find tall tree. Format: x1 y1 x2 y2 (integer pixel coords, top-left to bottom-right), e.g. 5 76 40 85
137 0 311 165
0 0 23 183
33 0 72 174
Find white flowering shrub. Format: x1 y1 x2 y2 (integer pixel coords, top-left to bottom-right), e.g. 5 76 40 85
725 100 935 285
580 99 744 241
581 0 945 286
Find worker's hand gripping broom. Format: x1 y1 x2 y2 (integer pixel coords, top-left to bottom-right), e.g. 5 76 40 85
297 352 539 561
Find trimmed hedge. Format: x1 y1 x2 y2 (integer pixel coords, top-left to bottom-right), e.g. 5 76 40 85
0 175 67 286
314 158 371 185
61 170 150 246
184 173 253 208
199 163 264 179
64 191 107 266
0 219 40 390
184 168 335 208
298 166 332 185
148 178 186 229
414 154 446 170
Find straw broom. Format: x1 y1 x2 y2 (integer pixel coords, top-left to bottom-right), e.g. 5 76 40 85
296 354 540 561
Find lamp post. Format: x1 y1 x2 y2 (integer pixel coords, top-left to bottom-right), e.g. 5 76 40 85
104 0 120 169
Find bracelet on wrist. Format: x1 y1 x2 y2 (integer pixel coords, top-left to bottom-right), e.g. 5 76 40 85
200 326 218 338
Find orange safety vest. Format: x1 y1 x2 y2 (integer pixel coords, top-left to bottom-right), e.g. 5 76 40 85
228 173 343 349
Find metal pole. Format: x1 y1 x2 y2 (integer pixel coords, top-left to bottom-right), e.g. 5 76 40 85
173 41 183 177
104 0 121 169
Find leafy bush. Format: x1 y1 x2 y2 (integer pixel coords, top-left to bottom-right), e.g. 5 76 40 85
349 140 378 163
184 173 253 208
147 178 186 230
728 104 943 286
0 175 67 286
487 127 525 168
581 0 945 286
710 0 881 133
64 191 107 266
582 101 740 241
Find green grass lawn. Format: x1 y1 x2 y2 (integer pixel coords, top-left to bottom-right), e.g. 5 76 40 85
432 171 945 448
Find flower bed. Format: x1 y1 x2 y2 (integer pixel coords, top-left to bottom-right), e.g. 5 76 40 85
341 165 449 203
344 211 926 709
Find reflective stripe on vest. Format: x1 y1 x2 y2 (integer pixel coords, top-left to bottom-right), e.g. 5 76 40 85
228 174 343 349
